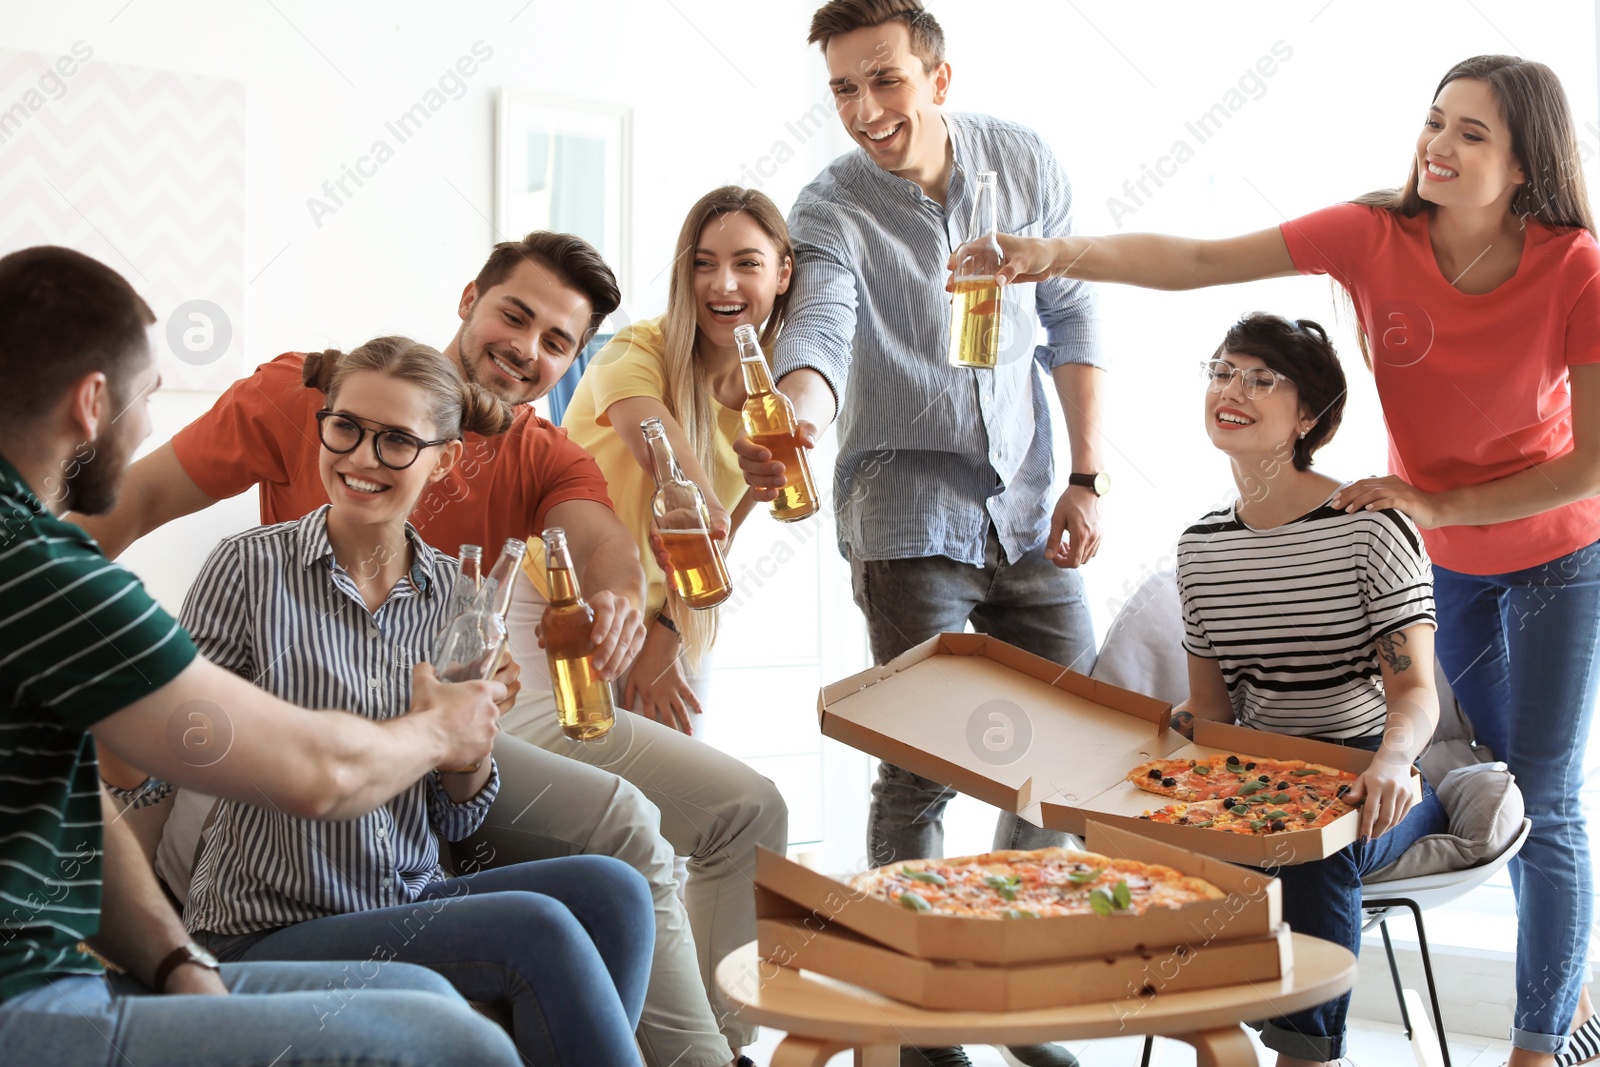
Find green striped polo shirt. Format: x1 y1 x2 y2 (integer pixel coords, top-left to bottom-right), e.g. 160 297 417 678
0 454 196 1003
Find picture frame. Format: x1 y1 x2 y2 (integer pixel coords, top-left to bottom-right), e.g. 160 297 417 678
495 89 632 296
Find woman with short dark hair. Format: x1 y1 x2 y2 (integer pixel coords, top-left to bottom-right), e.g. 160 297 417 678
1172 313 1447 1067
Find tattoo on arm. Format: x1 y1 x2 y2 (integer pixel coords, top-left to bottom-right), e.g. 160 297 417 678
1376 631 1413 674
1171 710 1195 736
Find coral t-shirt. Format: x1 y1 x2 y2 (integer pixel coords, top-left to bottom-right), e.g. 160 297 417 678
1280 203 1600 575
169 353 614 557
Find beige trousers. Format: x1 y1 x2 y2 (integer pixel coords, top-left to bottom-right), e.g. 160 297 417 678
458 688 788 1067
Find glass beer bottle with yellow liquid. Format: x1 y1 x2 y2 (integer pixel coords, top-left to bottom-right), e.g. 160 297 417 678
541 526 616 740
949 170 1004 369
735 323 819 522
641 417 732 608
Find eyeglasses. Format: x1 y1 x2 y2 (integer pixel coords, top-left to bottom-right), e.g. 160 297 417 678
1199 360 1293 400
315 410 453 471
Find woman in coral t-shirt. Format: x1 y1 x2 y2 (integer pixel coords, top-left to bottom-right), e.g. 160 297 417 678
965 55 1600 1067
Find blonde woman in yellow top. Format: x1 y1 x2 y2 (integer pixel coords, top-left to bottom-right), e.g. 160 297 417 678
562 186 793 735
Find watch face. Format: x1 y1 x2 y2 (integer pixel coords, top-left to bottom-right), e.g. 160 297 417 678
1093 471 1111 496
189 944 220 968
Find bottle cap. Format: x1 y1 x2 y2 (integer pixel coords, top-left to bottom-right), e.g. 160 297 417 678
640 417 666 437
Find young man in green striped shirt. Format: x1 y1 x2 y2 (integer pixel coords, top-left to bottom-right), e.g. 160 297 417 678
0 246 518 1065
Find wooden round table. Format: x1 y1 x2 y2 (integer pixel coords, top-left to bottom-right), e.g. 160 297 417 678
715 934 1356 1067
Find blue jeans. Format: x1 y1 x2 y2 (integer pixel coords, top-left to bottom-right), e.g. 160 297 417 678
1433 540 1600 1055
199 856 653 1066
0 959 519 1066
1256 734 1448 1061
848 528 1097 865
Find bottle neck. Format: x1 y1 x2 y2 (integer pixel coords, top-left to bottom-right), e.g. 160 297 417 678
484 541 526 617
545 539 582 604
644 432 681 487
972 179 997 238
739 352 776 396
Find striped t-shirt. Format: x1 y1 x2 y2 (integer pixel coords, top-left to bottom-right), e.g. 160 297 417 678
182 506 498 937
1176 499 1435 740
0 455 197 1002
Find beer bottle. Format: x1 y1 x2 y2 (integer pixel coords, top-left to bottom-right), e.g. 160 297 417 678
735 324 819 522
949 170 1004 370
541 527 616 740
447 543 483 618
641 417 732 608
432 539 524 771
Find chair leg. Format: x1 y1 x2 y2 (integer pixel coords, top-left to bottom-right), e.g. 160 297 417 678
1139 1034 1153 1067
1400 899 1452 1067
1379 918 1414 1037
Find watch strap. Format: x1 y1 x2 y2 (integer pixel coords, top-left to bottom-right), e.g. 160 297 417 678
153 943 219 993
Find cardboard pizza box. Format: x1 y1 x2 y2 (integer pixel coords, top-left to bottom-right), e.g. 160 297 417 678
756 916 1291 1012
817 632 1420 866
753 823 1281 966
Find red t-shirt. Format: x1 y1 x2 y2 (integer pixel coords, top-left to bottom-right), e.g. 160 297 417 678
170 353 614 555
1280 203 1600 575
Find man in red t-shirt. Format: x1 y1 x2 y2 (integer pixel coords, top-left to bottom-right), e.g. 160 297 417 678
77 232 777 1067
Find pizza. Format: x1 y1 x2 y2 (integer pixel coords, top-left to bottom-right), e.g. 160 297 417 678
846 846 1224 919
1127 753 1358 835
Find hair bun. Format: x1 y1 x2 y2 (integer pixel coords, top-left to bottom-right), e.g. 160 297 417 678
1294 319 1330 346
460 383 514 436
301 348 344 393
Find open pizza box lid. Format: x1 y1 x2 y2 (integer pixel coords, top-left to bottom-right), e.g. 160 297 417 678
753 822 1281 966
818 632 1419 866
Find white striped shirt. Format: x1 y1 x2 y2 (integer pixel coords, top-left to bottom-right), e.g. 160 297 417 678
1176 499 1435 739
774 112 1103 565
181 506 498 936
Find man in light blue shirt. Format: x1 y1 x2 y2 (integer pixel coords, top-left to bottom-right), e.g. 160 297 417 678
735 4 1103 1065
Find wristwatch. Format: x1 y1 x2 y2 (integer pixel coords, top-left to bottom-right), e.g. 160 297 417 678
1068 471 1112 496
653 612 680 637
153 942 221 992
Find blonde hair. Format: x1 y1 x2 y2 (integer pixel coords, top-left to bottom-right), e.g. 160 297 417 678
660 187 794 665
302 336 514 440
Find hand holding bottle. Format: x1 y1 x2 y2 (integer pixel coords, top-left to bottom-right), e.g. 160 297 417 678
732 421 820 502
490 647 521 714
408 662 503 774
946 234 1086 289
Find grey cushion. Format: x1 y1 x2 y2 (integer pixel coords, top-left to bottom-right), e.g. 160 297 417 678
1088 568 1189 706
1370 760 1525 881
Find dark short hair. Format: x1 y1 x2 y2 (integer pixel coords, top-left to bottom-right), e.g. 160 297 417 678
1214 313 1346 471
808 0 945 70
0 247 155 428
472 232 621 347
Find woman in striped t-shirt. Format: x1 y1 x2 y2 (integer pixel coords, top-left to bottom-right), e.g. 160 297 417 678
1172 314 1447 1067
179 337 653 1066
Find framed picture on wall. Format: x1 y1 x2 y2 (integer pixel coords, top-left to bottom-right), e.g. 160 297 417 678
495 89 632 297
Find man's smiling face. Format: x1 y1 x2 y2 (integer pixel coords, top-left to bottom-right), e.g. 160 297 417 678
451 256 593 406
825 20 951 183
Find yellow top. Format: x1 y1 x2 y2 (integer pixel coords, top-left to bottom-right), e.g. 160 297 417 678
548 316 746 618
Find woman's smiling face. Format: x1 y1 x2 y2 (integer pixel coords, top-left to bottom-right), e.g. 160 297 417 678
318 369 459 526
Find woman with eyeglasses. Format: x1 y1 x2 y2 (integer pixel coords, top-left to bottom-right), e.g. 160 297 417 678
176 336 654 1065
1172 313 1447 1066
961 55 1600 1067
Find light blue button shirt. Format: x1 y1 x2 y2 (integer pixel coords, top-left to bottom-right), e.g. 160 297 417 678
773 111 1103 566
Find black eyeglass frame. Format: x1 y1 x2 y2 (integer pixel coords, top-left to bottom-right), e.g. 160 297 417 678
1198 359 1294 400
314 409 455 471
